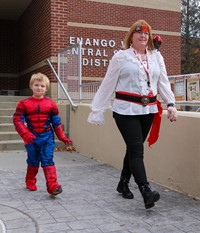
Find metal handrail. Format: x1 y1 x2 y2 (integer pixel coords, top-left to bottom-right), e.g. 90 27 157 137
46 59 78 110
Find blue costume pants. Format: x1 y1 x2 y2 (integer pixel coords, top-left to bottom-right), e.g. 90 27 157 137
25 130 55 167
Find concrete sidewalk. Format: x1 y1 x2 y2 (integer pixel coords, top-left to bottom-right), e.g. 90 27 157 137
0 150 200 233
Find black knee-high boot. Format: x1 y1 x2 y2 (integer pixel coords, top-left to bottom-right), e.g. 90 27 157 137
117 177 134 199
139 183 160 209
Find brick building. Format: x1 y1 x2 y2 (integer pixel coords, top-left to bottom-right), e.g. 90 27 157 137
0 0 181 98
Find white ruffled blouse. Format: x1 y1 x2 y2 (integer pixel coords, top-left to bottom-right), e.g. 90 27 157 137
88 47 175 125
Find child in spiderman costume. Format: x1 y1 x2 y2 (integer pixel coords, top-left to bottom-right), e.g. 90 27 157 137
13 72 72 196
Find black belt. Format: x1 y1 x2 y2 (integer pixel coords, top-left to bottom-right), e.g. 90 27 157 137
115 92 157 107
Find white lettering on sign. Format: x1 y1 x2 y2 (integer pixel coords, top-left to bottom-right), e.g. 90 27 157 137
69 36 121 67
70 37 116 48
82 58 109 67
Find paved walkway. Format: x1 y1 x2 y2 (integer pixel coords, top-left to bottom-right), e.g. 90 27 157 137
0 150 200 233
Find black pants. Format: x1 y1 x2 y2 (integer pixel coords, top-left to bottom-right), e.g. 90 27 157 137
113 112 155 186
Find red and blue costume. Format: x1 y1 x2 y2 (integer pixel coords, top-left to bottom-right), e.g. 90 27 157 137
13 96 71 195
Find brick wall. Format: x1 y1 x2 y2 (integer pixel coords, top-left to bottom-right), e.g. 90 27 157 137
51 0 181 78
0 0 181 92
18 0 51 72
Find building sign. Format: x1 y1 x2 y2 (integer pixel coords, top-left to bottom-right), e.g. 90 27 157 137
69 36 122 67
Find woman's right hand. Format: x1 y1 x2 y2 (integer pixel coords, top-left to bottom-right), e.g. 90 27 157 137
167 107 177 122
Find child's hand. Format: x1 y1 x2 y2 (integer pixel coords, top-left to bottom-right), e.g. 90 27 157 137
64 137 72 145
22 132 36 144
54 125 72 145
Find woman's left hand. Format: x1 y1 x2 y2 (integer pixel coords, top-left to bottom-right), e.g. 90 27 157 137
167 107 177 122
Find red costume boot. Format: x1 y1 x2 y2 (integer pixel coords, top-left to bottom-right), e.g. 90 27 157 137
43 165 62 196
25 165 39 191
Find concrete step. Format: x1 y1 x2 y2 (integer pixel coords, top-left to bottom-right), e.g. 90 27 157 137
0 116 13 124
0 140 64 151
0 102 17 109
0 109 15 116
0 96 27 102
0 123 15 131
0 132 20 140
0 140 24 151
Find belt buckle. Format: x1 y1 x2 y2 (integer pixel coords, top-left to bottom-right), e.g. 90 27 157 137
141 97 150 107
